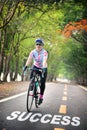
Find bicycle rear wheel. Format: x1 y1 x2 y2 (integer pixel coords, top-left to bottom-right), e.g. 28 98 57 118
26 80 35 112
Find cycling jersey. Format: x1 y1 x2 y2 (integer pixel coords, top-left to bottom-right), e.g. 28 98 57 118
29 48 48 68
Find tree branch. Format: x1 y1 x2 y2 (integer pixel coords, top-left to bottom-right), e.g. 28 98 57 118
0 0 20 29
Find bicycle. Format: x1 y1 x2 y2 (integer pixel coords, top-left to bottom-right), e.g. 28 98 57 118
26 68 43 112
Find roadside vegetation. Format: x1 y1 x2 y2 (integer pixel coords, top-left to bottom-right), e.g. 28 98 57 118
0 0 87 86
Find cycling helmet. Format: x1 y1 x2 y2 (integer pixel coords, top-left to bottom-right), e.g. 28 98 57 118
35 38 44 46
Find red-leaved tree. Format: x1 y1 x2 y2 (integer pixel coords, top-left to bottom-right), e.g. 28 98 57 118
62 19 87 45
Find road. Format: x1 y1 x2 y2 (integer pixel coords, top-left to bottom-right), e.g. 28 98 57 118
0 82 87 130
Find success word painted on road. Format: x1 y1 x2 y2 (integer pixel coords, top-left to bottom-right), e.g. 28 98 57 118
6 111 80 126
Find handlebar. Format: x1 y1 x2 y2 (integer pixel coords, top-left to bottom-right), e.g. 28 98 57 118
29 68 44 78
29 68 43 72
22 67 44 78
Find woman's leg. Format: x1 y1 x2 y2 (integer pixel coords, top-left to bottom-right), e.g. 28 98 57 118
38 69 47 105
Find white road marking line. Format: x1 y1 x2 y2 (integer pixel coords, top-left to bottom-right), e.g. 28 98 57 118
78 85 87 91
0 92 27 103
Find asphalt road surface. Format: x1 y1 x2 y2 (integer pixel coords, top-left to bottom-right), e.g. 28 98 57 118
0 82 87 130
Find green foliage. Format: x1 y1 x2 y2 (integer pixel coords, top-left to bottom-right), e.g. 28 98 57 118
0 0 87 84
59 39 87 83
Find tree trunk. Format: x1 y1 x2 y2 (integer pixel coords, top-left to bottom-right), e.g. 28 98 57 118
3 55 11 81
0 30 5 79
10 55 19 81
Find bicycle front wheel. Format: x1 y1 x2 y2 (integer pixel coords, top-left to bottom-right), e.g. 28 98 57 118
35 85 40 108
26 81 35 112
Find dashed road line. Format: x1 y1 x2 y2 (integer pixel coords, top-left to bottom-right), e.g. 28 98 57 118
64 91 67 95
59 105 67 114
54 84 68 130
64 88 67 91
62 96 67 101
54 128 65 130
65 84 67 89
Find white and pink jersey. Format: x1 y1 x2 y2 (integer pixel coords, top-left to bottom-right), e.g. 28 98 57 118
29 49 48 68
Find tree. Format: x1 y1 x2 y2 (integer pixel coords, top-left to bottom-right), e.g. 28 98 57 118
0 0 87 83
0 0 20 29
62 19 87 40
62 19 87 85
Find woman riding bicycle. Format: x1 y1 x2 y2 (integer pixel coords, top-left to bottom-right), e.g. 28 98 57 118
24 38 48 105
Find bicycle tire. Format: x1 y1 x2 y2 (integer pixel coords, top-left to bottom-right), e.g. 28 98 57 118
35 85 40 108
26 80 35 112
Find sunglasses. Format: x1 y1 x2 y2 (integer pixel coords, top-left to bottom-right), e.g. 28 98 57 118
36 43 42 46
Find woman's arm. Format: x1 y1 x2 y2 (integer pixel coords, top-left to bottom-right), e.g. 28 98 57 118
25 56 32 66
43 51 48 68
